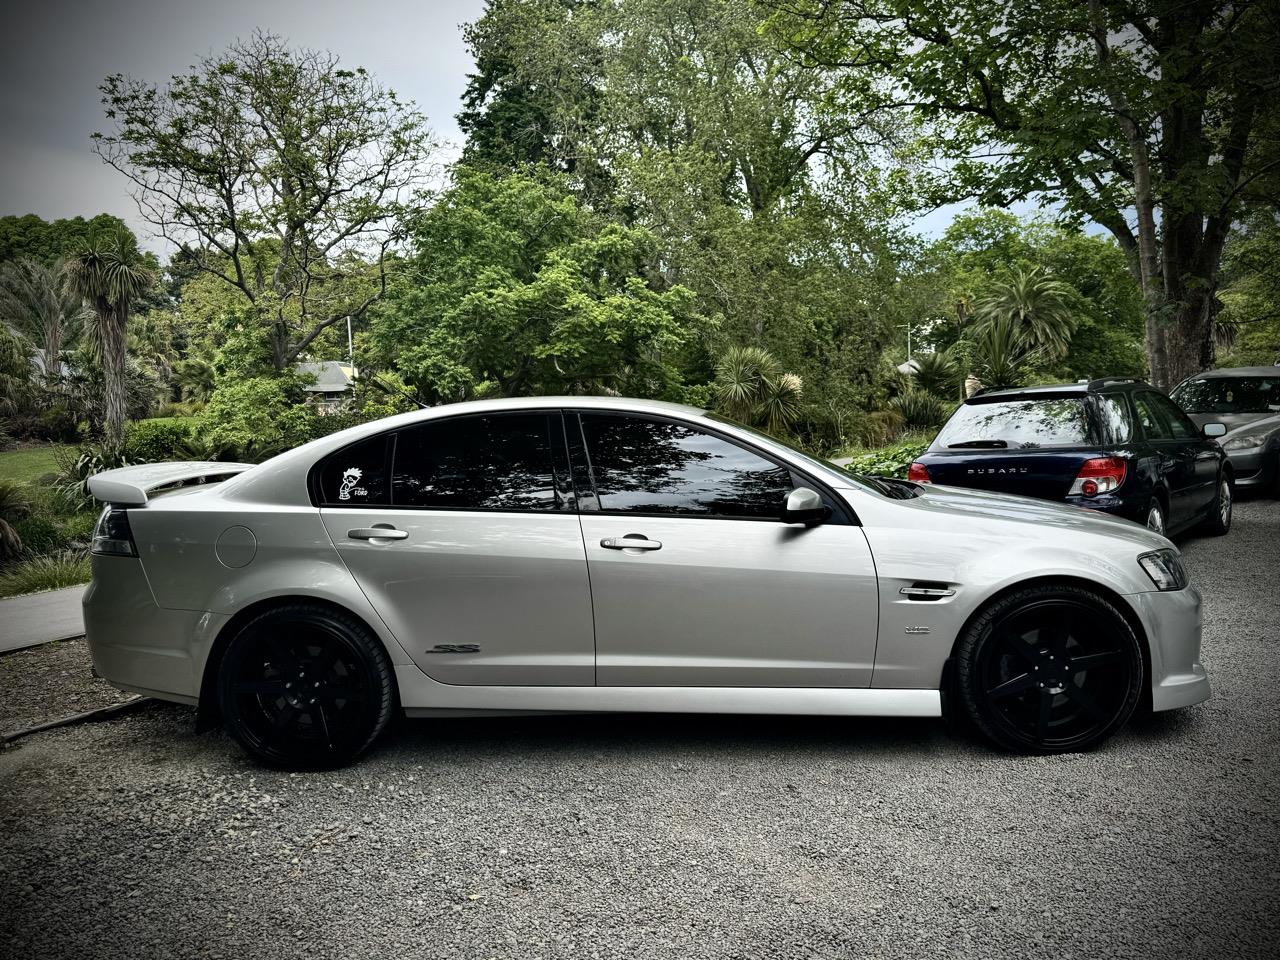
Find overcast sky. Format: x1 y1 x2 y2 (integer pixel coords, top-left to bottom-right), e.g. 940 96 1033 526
0 0 993 252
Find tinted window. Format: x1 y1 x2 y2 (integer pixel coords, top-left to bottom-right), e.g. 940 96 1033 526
393 414 565 511
1149 393 1197 440
934 397 1092 449
580 414 793 519
1095 395 1134 444
1171 376 1280 414
317 434 390 505
1132 392 1174 440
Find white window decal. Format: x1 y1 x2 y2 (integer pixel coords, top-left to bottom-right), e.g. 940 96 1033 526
338 467 367 501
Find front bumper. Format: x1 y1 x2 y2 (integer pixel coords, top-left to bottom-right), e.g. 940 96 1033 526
1128 585 1210 711
1225 447 1275 489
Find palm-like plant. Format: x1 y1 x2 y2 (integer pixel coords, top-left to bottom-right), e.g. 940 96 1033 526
0 258 87 387
174 357 216 403
973 266 1079 361
713 345 804 434
909 350 960 399
970 315 1031 390
0 479 33 561
65 227 154 449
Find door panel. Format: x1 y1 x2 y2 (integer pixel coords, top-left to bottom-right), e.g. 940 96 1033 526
321 510 595 685
581 515 878 687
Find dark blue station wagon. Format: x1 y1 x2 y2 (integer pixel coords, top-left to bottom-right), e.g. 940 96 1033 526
909 379 1233 537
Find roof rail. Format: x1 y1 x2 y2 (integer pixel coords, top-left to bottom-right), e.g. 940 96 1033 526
1087 377 1144 389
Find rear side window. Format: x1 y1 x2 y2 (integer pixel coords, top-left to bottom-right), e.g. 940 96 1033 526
579 413 793 519
1094 395 1134 444
392 413 566 511
316 434 391 505
933 397 1093 449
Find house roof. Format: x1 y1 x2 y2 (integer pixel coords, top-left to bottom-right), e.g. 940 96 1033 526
295 361 354 393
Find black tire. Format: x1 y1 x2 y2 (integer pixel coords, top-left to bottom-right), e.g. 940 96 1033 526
1144 498 1166 536
1201 472 1233 536
218 603 395 769
955 584 1144 754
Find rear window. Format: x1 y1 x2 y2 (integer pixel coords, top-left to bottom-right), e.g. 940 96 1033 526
933 396 1094 449
1171 376 1280 414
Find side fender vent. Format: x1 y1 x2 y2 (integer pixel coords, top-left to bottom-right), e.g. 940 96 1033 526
899 581 955 602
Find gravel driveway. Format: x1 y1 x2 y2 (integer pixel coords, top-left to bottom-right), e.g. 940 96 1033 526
1 501 1277 960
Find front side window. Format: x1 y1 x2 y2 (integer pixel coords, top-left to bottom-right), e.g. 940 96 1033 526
316 434 390 505
579 413 793 519
1171 376 1280 414
392 413 565 511
1132 393 1174 441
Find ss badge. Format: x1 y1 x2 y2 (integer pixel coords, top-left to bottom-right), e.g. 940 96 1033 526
425 643 481 654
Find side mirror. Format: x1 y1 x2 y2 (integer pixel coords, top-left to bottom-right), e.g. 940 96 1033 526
1203 422 1227 438
782 487 827 525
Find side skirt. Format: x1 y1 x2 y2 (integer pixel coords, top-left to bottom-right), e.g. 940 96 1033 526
396 667 941 718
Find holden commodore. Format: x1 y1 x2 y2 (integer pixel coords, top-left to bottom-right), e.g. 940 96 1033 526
84 397 1209 767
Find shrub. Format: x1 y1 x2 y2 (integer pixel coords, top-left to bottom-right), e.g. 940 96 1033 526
0 478 33 561
846 435 933 479
54 443 132 513
125 417 194 462
888 390 953 431
12 514 64 555
0 550 91 598
195 375 317 453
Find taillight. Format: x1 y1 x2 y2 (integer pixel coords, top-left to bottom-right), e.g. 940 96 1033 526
92 505 137 557
907 462 931 483
1069 457 1127 498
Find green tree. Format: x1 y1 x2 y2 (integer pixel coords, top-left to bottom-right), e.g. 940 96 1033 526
771 0 1280 387
370 168 703 401
713 345 804 434
0 258 87 386
973 267 1079 362
64 226 155 448
0 214 127 265
93 31 437 371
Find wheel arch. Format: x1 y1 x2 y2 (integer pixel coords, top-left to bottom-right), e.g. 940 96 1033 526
940 575 1153 717
195 595 401 732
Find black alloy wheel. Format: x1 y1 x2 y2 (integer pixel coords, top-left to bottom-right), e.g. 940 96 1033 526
219 604 395 769
956 585 1143 753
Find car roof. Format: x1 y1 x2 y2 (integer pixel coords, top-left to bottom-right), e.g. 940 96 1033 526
1177 366 1280 380
968 378 1150 402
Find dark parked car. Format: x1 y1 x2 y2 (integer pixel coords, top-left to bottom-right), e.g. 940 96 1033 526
1170 366 1280 496
909 378 1233 537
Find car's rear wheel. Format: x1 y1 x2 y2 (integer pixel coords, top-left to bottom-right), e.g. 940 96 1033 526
955 585 1144 754
1202 473 1232 536
1145 498 1166 535
218 603 395 769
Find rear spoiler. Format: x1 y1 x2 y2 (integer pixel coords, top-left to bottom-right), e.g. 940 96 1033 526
87 461 254 505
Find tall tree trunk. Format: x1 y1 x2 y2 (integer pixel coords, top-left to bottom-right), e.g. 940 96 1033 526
100 306 128 450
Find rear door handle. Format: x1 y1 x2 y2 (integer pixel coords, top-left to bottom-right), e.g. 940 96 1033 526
348 526 409 541
601 536 662 551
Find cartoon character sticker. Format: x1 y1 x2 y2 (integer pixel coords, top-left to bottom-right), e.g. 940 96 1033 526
338 467 367 501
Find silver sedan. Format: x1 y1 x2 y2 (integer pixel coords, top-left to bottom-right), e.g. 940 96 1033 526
84 397 1209 767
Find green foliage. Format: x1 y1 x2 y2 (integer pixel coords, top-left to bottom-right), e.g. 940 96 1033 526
372 168 704 401
0 550 91 598
0 214 127 264
908 351 960 399
845 435 932 479
1218 214 1280 368
124 418 194 462
713 345 804 434
195 374 316 453
54 443 132 513
888 389 952 432
973 267 1079 362
0 478 33 561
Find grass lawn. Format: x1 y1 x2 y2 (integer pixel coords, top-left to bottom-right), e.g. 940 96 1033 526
0 444 70 486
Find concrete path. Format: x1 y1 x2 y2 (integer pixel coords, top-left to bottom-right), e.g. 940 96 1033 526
0 585 86 654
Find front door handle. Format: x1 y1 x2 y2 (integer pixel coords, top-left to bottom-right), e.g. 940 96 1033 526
348 525 409 542
601 535 662 551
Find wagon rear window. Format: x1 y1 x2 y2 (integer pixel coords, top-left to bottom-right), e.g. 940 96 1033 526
934 397 1093 449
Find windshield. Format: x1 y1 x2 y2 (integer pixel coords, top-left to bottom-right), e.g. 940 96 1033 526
933 396 1092 449
1170 376 1280 414
704 413 895 496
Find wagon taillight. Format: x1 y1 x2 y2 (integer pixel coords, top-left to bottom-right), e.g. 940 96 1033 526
1069 457 1127 498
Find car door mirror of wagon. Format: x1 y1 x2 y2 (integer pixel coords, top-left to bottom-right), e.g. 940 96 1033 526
782 487 827 525
1203 422 1227 439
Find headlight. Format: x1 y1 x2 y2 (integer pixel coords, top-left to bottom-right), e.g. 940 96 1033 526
1223 434 1266 450
1138 548 1187 591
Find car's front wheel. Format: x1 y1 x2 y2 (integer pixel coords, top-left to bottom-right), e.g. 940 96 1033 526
955 585 1144 754
218 603 396 769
